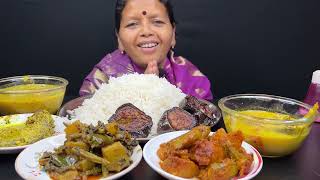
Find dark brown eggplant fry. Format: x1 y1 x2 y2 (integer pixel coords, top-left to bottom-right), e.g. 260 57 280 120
157 107 197 134
108 103 153 138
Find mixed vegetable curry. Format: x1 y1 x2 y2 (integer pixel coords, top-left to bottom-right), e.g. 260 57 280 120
39 120 138 180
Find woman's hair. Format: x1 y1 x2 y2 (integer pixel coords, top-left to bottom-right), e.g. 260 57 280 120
115 0 176 33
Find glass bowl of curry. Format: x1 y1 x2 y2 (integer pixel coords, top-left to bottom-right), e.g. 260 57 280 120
218 94 319 157
0 75 68 115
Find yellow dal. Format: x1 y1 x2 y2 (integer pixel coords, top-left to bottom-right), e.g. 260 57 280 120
224 110 309 157
0 84 65 114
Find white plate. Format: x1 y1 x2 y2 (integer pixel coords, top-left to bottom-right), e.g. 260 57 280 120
0 114 70 154
15 134 143 180
143 131 263 180
136 134 158 143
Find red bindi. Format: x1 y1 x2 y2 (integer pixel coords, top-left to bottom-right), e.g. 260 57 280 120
142 11 147 15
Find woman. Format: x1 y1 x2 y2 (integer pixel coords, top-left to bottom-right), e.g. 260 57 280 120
80 0 213 100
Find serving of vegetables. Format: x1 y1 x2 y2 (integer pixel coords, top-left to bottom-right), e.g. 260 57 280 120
157 125 253 180
0 110 55 147
39 120 138 180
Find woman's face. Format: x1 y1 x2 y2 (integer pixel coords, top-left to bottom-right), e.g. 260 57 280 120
117 0 176 68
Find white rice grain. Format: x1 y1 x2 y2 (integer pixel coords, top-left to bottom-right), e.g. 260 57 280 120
74 73 186 136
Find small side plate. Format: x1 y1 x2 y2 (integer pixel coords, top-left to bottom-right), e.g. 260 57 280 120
0 114 70 154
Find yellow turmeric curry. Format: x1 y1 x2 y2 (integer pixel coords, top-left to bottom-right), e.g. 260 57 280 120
224 104 318 157
0 84 64 114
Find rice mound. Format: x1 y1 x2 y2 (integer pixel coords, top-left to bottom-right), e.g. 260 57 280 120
74 73 186 136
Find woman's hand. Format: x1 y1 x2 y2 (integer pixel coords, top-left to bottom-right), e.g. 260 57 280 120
144 60 159 76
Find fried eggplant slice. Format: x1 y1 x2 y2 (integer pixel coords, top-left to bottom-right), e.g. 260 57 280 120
181 95 217 126
108 103 153 138
157 107 197 134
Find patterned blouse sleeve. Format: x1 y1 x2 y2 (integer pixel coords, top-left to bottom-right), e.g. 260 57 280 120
171 56 213 101
79 64 109 96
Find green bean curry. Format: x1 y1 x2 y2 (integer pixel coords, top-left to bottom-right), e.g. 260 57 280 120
39 120 138 180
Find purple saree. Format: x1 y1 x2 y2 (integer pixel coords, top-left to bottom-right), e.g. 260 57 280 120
80 50 213 101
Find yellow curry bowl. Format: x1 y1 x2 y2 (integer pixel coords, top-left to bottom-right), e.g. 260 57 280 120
0 75 68 115
218 94 319 158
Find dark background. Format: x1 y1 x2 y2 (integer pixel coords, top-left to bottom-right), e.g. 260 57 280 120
1 0 319 100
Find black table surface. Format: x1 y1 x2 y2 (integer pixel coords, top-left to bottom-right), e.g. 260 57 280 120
1 96 320 180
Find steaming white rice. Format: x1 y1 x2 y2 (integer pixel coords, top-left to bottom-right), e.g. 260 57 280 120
74 73 186 136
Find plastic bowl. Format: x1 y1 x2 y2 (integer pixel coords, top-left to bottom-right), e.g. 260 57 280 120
0 75 68 115
218 94 318 157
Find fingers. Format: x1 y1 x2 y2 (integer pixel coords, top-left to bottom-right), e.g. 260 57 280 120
144 60 159 76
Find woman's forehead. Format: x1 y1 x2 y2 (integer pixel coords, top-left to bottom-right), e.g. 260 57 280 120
122 0 167 18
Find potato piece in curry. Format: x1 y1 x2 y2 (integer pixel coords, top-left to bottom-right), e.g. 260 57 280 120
157 125 253 180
